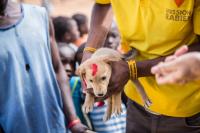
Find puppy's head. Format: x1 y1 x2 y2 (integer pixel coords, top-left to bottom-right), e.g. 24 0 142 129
76 55 121 97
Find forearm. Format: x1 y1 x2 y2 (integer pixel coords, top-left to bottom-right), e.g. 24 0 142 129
188 39 200 52
136 39 200 77
86 3 113 48
82 4 113 61
136 57 166 77
49 18 77 122
56 67 77 122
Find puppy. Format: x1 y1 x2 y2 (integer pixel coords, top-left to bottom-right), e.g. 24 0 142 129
77 48 151 121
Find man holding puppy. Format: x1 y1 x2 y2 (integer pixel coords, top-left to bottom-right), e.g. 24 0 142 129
82 0 200 132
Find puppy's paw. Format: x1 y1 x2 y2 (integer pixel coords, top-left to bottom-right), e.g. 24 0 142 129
83 102 94 113
111 93 123 116
103 113 111 121
83 94 95 113
112 104 122 116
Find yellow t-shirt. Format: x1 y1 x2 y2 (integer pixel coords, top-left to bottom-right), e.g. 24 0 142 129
96 0 200 117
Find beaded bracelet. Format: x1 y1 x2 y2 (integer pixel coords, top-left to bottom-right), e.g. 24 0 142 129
83 47 97 53
127 60 137 79
68 119 80 129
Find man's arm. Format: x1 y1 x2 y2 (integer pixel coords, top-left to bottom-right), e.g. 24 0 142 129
101 37 200 99
137 36 200 77
49 20 87 132
82 3 113 61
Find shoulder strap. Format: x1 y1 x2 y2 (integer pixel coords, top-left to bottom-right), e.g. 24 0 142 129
71 78 79 95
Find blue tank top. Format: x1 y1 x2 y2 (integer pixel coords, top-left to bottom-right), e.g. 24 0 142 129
0 4 66 133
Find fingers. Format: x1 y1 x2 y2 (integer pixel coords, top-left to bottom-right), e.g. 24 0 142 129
71 123 88 133
83 124 89 130
152 61 179 84
174 45 188 57
151 62 168 75
151 62 163 74
152 45 189 84
165 55 176 62
155 72 174 84
155 69 186 85
164 45 188 62
151 60 179 75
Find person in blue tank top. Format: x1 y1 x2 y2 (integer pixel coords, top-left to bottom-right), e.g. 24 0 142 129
0 0 88 133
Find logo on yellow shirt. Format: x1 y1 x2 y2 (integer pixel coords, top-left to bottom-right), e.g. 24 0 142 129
166 9 192 21
174 0 184 7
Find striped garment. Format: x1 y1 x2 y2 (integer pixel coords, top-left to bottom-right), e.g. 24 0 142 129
89 102 126 133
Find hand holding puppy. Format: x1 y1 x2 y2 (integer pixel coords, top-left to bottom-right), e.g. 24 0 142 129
78 48 129 120
78 48 150 120
89 60 130 102
107 60 130 95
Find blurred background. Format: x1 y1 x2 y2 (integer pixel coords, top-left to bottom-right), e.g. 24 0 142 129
18 0 94 18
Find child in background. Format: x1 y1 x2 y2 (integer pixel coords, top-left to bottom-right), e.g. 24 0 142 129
57 43 88 127
72 13 89 47
103 27 128 107
53 16 80 51
104 27 120 50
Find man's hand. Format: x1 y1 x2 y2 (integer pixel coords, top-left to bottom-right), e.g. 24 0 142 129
70 123 88 133
151 52 200 84
108 60 130 94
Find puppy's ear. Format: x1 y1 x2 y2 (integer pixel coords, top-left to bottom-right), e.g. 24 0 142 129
98 54 122 63
76 66 93 89
95 48 122 62
76 60 89 75
76 65 86 77
76 65 88 86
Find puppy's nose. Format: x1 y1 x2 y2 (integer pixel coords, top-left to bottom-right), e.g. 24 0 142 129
97 94 104 97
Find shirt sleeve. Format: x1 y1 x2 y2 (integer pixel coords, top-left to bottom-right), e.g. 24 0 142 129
95 0 110 4
193 0 200 35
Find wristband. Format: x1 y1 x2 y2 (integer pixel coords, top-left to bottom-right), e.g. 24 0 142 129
68 119 80 129
127 60 137 79
83 47 97 53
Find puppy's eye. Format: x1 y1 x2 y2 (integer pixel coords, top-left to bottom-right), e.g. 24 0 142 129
101 76 106 80
89 79 93 83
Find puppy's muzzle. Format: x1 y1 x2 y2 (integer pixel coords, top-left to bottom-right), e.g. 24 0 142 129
97 93 105 97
